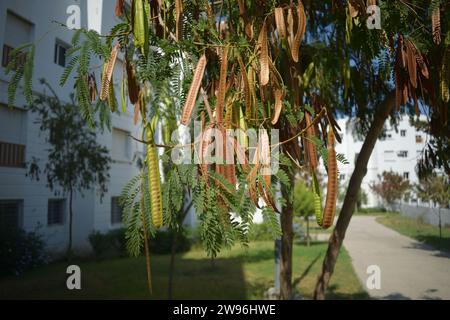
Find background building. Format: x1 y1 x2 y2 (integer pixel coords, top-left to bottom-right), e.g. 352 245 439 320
0 0 144 252
335 116 427 208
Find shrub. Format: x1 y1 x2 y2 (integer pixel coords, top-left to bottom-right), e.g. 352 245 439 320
248 223 276 241
0 228 48 277
149 229 191 255
89 228 191 258
88 229 127 259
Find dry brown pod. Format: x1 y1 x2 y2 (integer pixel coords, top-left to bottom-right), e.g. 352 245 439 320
216 46 229 123
271 89 283 125
259 22 270 86
181 54 207 125
275 7 286 40
175 0 183 41
432 5 441 45
287 8 295 49
100 43 120 101
291 1 306 63
304 112 318 169
405 40 417 89
115 0 124 17
322 128 338 229
126 57 139 105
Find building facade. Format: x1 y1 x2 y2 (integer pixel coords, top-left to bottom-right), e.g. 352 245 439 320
335 116 427 208
0 0 143 252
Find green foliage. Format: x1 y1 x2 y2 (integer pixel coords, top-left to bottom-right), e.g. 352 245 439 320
370 171 411 205
294 180 315 218
0 227 48 277
26 82 111 198
5 43 35 108
88 229 127 259
416 174 450 208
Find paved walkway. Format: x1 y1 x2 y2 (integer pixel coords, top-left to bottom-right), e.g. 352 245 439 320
344 216 450 300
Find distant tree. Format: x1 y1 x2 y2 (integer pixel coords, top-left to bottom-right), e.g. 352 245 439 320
416 174 450 242
370 171 411 209
27 80 111 256
294 180 315 246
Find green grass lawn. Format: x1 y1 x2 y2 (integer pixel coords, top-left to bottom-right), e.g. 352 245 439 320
377 213 450 252
0 241 368 300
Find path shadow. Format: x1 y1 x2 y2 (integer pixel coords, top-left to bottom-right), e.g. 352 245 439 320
403 238 450 259
292 253 322 288
326 284 370 300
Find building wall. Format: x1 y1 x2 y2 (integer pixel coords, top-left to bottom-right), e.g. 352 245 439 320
0 0 141 252
334 116 427 208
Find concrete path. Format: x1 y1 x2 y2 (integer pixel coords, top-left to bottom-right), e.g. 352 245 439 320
344 216 450 300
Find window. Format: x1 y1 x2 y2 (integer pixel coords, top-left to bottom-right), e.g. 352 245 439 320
112 128 131 161
400 130 406 137
415 135 423 143
0 200 23 230
2 44 27 69
54 40 70 67
0 141 26 167
339 174 346 180
0 105 27 167
111 197 123 225
2 11 33 69
47 199 65 226
397 150 408 158
403 172 409 180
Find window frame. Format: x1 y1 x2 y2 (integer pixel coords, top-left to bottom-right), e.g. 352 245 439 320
54 39 71 67
47 198 66 226
0 199 23 230
111 197 123 225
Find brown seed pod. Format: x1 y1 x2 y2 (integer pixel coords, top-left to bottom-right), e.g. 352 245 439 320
181 54 207 125
287 8 295 48
126 57 139 105
100 43 120 101
216 46 229 123
322 128 338 229
259 22 270 86
291 1 306 63
271 89 283 125
275 7 286 40
405 40 417 88
175 0 183 41
115 0 125 17
432 5 441 45
304 112 318 169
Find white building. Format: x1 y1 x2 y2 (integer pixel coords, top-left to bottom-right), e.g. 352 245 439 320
335 115 427 208
0 0 144 252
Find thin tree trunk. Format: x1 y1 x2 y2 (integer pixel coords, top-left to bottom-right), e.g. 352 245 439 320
306 217 310 247
280 167 295 300
438 207 442 245
314 91 396 300
68 188 73 259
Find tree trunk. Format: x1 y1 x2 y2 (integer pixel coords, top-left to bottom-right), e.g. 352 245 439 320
314 91 396 300
67 189 73 259
306 217 310 247
280 167 295 300
438 207 442 246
